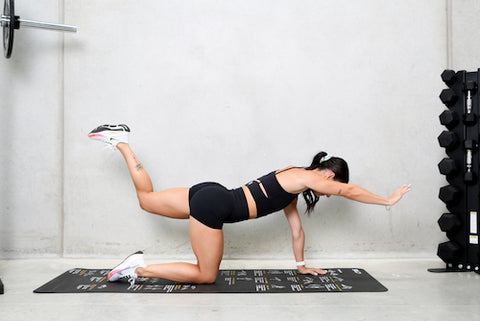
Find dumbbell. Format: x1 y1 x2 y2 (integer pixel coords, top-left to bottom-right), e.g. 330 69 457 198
463 80 477 125
437 241 462 262
437 213 461 233
464 140 476 184
437 131 458 150
441 70 457 87
438 158 457 176
439 110 459 129
438 185 460 205
439 89 458 108
0 0 76 58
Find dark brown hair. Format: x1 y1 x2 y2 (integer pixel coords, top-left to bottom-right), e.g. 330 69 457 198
302 151 349 213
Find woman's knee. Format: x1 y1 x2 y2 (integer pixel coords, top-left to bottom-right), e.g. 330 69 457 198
136 189 190 218
195 270 218 284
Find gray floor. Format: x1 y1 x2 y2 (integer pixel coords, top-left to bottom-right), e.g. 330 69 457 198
0 258 479 321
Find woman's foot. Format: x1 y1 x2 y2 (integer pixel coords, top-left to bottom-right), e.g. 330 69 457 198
88 124 130 149
108 251 146 285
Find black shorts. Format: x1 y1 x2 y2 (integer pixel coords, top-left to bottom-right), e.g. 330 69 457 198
188 182 249 229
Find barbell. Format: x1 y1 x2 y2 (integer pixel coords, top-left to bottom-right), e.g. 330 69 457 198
1 0 77 58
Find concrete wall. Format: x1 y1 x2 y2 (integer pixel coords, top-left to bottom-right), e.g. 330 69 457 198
0 0 64 257
450 0 480 70
1 0 467 260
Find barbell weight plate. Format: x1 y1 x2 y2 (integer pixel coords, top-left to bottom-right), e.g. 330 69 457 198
3 0 14 58
2 0 77 58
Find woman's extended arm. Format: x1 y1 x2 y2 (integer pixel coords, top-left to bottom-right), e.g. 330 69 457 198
284 198 327 276
306 174 411 206
340 183 411 206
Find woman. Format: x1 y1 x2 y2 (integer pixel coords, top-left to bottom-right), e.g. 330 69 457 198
88 124 411 285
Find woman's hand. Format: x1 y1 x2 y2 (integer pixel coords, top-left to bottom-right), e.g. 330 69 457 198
297 266 327 276
388 184 412 206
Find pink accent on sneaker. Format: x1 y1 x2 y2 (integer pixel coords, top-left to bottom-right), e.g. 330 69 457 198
108 269 121 280
88 133 105 138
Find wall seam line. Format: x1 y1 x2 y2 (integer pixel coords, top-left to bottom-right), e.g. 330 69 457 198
59 0 66 258
446 0 452 68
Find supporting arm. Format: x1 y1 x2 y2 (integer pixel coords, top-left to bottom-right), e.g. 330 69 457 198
284 198 327 276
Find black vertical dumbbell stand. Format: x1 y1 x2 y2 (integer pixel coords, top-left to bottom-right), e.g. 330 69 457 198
430 69 480 274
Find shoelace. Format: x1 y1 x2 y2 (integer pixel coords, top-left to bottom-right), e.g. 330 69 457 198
120 273 138 286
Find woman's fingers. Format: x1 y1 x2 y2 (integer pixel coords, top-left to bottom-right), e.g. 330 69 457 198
299 267 327 276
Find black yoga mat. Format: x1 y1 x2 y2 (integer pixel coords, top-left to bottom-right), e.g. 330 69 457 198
34 268 387 293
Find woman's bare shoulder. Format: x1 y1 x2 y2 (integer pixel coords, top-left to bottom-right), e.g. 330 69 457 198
275 166 305 174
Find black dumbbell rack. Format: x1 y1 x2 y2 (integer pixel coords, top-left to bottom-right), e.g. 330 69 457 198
431 69 480 274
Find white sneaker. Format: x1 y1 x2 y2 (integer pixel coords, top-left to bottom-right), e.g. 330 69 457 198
108 251 146 285
88 124 130 149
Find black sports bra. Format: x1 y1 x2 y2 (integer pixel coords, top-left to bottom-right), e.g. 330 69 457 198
246 167 299 217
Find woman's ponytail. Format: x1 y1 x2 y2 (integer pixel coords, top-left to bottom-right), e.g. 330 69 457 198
302 151 349 214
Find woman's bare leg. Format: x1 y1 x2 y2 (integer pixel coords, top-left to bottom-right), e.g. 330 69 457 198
136 217 223 283
116 143 190 219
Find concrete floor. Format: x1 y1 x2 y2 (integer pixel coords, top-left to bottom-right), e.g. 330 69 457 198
0 258 479 321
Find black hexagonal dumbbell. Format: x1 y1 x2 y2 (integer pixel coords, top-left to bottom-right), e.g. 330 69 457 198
438 213 461 232
439 185 460 204
463 80 477 126
439 89 458 107
439 110 459 129
441 69 457 87
464 140 477 184
437 131 458 150
437 241 462 262
438 158 457 176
